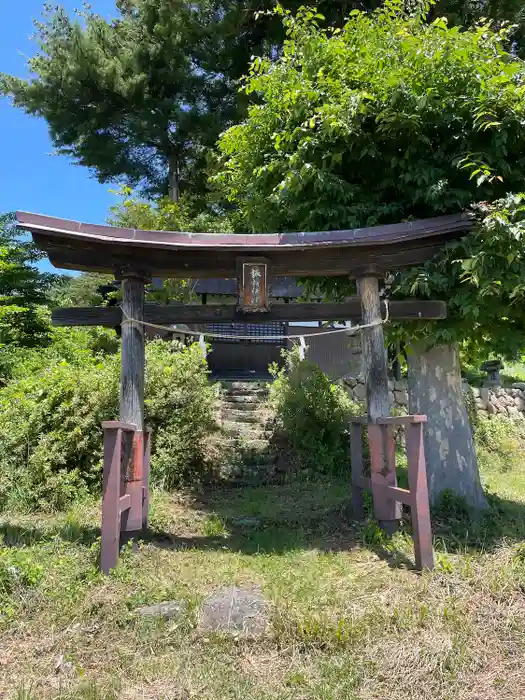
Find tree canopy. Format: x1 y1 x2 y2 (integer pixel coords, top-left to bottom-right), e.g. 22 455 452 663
3 0 524 202
0 0 359 200
215 2 525 360
216 3 525 232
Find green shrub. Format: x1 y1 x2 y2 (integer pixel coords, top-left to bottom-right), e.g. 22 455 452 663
474 415 525 473
145 341 219 490
268 347 359 477
0 339 219 512
0 549 43 597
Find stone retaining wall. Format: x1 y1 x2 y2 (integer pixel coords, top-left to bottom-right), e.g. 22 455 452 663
342 376 409 411
470 384 525 418
341 376 525 418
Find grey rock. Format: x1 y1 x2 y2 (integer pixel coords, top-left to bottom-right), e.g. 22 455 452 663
200 586 268 637
388 379 395 391
345 376 358 388
470 387 481 398
136 600 187 620
515 397 525 411
394 380 407 392
512 382 525 390
508 405 519 417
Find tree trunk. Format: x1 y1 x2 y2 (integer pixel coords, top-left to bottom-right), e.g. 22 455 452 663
168 155 180 202
407 341 487 509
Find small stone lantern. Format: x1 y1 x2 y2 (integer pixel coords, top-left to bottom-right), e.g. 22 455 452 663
480 359 503 387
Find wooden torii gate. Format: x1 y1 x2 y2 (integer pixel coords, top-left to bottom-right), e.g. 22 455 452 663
17 210 473 572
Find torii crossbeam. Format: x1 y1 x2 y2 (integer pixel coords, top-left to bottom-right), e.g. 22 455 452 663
16 210 473 572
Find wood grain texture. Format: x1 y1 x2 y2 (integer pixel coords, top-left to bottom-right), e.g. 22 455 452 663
41 239 451 278
52 299 447 327
120 277 145 431
358 276 402 526
18 209 472 278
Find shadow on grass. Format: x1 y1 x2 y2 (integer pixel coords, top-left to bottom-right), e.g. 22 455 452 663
3 479 525 569
144 478 525 567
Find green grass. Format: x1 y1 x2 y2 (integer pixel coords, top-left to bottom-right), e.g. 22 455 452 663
3 438 525 700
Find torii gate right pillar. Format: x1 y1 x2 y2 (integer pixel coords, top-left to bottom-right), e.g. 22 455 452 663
358 273 402 532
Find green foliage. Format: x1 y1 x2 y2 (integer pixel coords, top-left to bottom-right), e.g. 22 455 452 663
108 187 233 234
0 1 388 201
217 3 525 236
52 272 115 308
0 549 44 598
0 339 218 512
216 6 525 359
394 195 525 360
474 414 525 474
0 213 57 369
268 346 359 476
144 341 219 490
109 187 232 303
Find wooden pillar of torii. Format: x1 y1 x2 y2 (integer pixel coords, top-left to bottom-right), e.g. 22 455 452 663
14 211 465 573
101 267 151 573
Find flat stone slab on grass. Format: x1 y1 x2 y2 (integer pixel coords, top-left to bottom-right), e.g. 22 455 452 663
136 600 187 620
200 586 268 637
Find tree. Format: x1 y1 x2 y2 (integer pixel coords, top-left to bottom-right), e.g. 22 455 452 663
3 1 523 204
0 0 360 202
0 213 59 381
0 213 56 349
52 272 115 308
216 4 525 234
215 2 525 507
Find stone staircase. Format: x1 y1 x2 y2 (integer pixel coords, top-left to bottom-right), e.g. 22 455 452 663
218 381 276 480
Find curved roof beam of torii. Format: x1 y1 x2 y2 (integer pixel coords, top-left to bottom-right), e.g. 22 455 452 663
16 211 472 278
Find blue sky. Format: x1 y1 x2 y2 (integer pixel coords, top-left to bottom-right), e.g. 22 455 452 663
0 1 118 272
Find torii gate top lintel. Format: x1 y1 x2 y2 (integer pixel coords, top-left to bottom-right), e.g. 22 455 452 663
16 210 472 278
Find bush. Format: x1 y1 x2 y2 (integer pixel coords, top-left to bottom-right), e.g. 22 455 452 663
268 347 359 477
0 339 219 512
0 549 44 597
474 415 525 474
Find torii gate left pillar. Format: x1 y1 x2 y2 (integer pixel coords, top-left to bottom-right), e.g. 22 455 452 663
101 267 151 573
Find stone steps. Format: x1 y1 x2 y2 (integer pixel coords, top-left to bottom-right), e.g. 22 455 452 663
221 394 268 405
221 382 269 395
217 380 275 478
221 422 268 439
221 406 264 421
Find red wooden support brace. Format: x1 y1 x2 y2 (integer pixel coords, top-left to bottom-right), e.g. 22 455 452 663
100 421 152 574
121 430 144 532
406 420 434 570
142 428 151 530
101 422 132 573
368 423 401 529
349 414 434 570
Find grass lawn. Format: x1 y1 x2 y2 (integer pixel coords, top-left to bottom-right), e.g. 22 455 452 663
2 456 525 700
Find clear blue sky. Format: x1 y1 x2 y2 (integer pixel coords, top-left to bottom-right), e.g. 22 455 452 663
0 1 118 272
